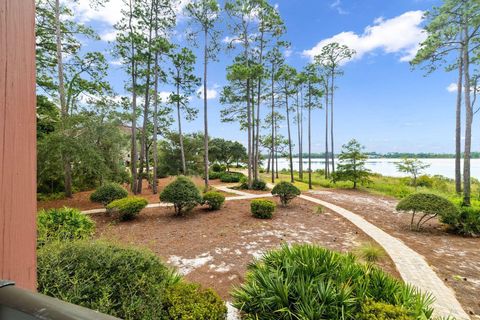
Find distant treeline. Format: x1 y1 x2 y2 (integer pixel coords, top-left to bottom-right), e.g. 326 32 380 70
290 152 480 159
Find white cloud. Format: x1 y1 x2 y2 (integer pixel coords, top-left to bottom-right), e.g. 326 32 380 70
303 11 426 63
447 83 458 93
159 91 173 102
330 0 348 15
101 29 118 42
197 86 218 100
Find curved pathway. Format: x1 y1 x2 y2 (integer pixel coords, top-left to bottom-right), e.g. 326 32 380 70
300 193 469 320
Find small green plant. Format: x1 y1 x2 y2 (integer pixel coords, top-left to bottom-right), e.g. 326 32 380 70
219 172 244 183
313 205 325 214
37 241 181 319
356 299 415 320
209 171 223 180
162 282 227 319
203 191 226 211
160 176 203 215
355 242 386 263
396 193 459 231
106 196 148 221
37 192 66 201
90 183 128 206
37 207 95 247
232 244 434 319
251 199 276 219
271 181 301 207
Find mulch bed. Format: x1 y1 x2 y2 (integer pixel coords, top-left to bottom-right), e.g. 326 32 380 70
91 197 399 300
307 188 480 318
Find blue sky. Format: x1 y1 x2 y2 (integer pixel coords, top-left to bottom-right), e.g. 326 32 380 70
71 0 468 154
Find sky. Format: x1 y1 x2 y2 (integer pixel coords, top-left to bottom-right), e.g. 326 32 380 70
69 0 471 154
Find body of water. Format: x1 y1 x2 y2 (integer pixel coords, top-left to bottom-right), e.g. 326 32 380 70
272 158 480 179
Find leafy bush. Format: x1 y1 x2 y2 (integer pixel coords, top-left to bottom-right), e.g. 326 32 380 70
415 175 433 188
90 183 128 206
220 172 244 183
162 282 227 319
396 193 459 231
354 242 386 263
209 171 223 180
440 206 480 236
232 244 434 320
37 192 66 201
240 178 267 190
37 241 180 319
160 176 203 215
106 196 148 221
37 207 95 247
356 299 414 320
271 182 301 206
251 199 276 219
203 191 225 211
211 163 224 172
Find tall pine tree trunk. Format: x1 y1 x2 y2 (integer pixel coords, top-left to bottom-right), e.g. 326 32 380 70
136 5 155 194
286 91 294 183
203 29 209 189
297 90 303 180
330 72 335 173
129 0 138 194
152 51 159 194
308 85 312 189
247 78 252 188
177 80 187 175
271 68 275 184
255 33 264 181
455 48 463 194
463 25 472 206
324 82 330 178
55 0 72 197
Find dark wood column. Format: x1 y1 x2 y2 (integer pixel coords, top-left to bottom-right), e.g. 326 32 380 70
0 0 37 290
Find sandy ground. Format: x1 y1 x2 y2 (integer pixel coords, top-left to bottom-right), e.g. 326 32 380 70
307 188 480 318
91 197 398 300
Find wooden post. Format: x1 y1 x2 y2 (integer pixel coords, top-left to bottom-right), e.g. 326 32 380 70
0 0 37 290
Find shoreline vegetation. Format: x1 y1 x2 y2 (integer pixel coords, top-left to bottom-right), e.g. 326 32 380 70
290 152 480 159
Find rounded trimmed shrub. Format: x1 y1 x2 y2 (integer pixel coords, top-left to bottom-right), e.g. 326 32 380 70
209 171 223 180
220 172 244 183
356 299 415 320
396 193 458 231
271 181 301 206
163 282 227 319
203 191 225 211
232 244 434 320
251 199 276 219
160 176 203 215
37 241 180 319
90 183 128 206
37 207 95 247
106 196 148 221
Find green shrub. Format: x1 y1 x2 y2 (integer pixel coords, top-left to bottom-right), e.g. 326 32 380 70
416 175 433 188
37 241 180 319
271 181 301 206
90 183 128 206
211 163 223 172
106 196 148 221
354 242 386 263
209 171 223 180
203 191 225 210
356 299 415 320
163 282 227 319
232 244 434 320
251 199 276 219
160 176 203 215
220 172 244 183
240 178 267 190
37 207 95 247
396 193 458 231
37 192 66 201
440 206 480 236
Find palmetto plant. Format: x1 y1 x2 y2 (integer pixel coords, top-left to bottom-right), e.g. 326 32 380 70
232 244 434 320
